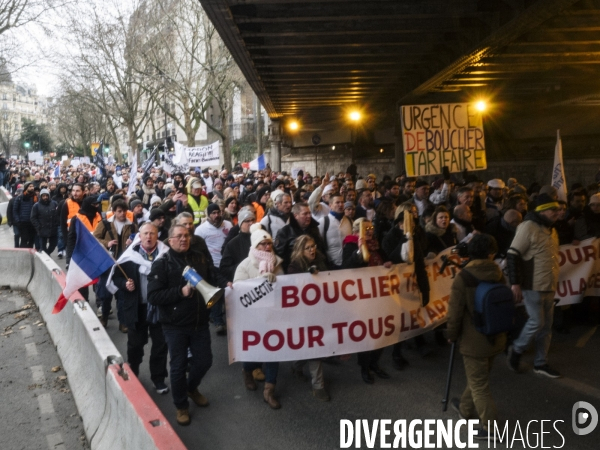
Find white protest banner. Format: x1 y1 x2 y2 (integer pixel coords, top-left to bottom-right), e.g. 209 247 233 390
182 140 220 168
28 151 40 162
226 236 600 363
225 249 458 363
555 237 600 305
401 103 487 177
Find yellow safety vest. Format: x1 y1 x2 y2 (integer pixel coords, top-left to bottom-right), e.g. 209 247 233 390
187 194 208 225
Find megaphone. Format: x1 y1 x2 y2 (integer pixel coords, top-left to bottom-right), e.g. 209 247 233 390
182 266 224 309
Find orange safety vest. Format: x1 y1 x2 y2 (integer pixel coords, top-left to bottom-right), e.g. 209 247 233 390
66 199 80 227
252 202 265 223
75 212 102 232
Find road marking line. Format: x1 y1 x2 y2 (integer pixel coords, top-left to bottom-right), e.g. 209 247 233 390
46 432 66 450
556 377 600 401
26 342 38 357
38 393 55 415
31 365 46 384
575 326 597 348
20 324 33 338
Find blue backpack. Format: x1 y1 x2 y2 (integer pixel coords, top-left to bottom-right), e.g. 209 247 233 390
459 270 515 336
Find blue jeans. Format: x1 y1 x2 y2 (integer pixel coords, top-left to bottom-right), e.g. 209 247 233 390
163 326 213 409
243 362 279 384
57 225 65 252
513 290 555 367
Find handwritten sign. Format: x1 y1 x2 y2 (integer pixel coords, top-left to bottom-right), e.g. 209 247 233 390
186 141 220 168
401 103 487 177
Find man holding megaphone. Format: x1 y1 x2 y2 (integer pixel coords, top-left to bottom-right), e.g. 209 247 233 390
148 223 225 426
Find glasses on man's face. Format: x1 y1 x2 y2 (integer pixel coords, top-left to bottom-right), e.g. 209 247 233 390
170 234 189 240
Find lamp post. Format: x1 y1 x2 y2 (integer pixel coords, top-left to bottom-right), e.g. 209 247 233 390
349 110 361 163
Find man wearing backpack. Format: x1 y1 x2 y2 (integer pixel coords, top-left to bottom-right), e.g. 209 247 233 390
447 234 506 441
506 193 561 378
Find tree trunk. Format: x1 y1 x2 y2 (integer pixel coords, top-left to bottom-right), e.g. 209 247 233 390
109 125 123 165
128 125 139 165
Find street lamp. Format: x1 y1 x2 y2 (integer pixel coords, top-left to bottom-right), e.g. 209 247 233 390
348 109 362 163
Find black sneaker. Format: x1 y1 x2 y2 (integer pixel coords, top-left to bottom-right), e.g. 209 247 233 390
450 398 467 420
154 381 169 394
507 345 521 373
533 364 561 379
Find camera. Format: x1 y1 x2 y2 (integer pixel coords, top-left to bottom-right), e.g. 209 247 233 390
452 242 469 258
308 265 319 274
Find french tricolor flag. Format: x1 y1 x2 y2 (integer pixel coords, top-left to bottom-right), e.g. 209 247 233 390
243 154 266 171
52 219 115 314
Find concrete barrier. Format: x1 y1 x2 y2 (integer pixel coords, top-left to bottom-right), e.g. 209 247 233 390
0 201 7 222
29 252 120 438
0 186 11 202
1 187 12 224
0 249 186 450
94 364 185 450
0 248 35 290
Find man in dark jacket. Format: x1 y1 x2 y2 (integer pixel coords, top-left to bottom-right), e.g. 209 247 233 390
30 188 59 255
447 234 506 441
110 223 170 394
484 209 522 258
220 209 255 282
13 181 37 248
6 187 22 247
274 202 326 271
148 224 214 426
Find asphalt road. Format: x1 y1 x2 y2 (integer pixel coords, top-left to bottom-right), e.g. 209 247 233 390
1 224 599 450
0 289 88 450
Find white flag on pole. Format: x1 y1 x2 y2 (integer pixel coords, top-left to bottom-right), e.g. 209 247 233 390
127 152 138 198
551 130 567 202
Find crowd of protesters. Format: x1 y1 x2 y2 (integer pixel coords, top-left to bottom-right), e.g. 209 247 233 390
1 152 599 436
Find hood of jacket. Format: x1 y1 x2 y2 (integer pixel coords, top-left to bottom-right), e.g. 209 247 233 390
425 221 456 237
462 258 503 283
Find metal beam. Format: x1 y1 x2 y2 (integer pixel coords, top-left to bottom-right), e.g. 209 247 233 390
400 0 582 102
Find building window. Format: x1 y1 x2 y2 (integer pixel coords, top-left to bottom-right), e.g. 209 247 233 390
2 93 6 100
14 124 18 130
2 104 6 110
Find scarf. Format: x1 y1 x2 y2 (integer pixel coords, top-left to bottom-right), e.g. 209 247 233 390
329 210 344 221
250 247 276 274
142 184 156 205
